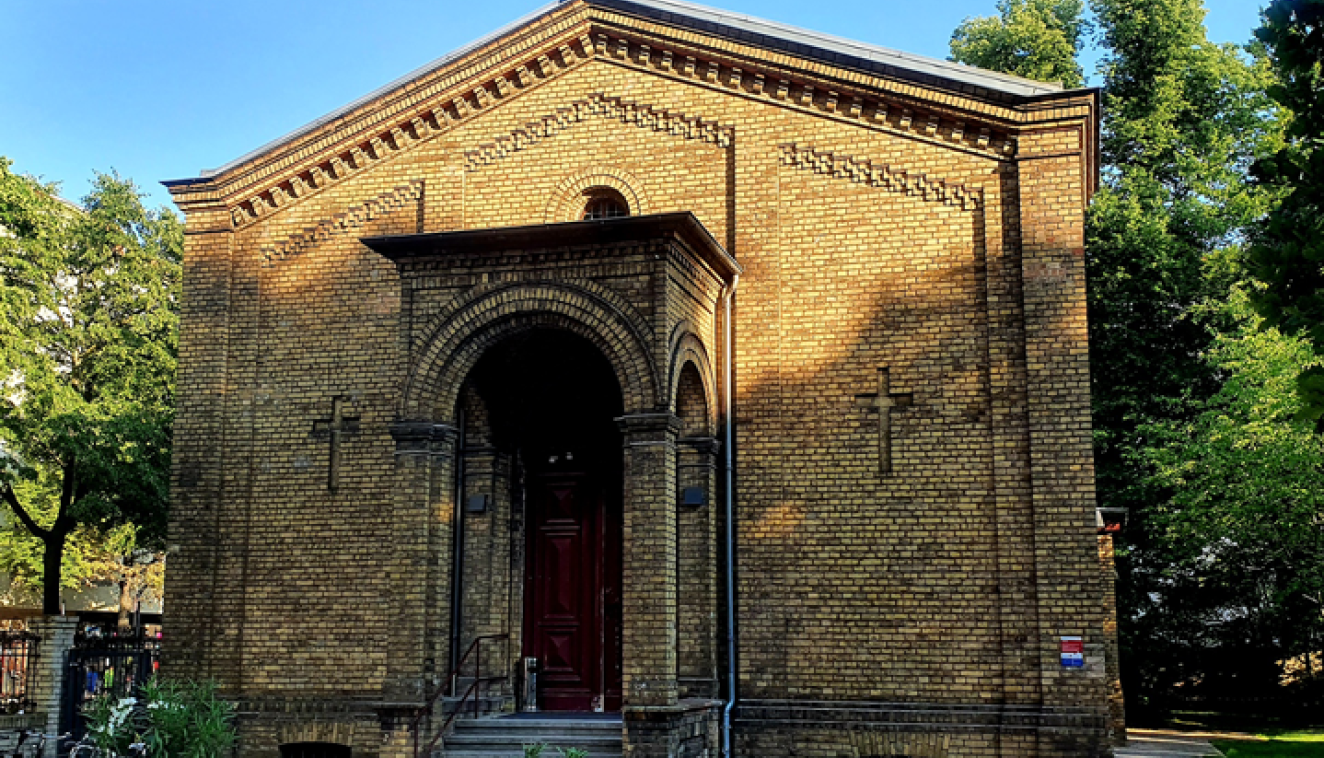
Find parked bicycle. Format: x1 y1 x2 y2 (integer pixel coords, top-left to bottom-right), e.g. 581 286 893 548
7 731 68 758
67 734 145 758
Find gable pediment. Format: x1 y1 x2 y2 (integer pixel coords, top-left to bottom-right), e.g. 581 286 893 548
164 0 1097 228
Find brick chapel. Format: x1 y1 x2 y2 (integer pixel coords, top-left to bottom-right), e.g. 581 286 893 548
163 0 1122 756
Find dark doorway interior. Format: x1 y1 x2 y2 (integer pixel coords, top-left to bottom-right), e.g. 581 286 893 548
467 329 624 712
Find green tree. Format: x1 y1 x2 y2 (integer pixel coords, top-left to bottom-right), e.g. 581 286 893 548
1246 0 1324 429
1086 0 1282 715
1086 18 1277 543
0 158 180 614
949 0 1090 87
1135 291 1324 710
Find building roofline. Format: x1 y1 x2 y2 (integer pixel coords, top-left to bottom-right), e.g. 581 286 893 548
191 0 564 180
171 0 1088 186
595 0 1067 99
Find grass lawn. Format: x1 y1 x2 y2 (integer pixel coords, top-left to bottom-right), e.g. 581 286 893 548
1214 731 1324 757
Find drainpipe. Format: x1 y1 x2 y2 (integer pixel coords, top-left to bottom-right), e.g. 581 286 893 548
721 274 740 758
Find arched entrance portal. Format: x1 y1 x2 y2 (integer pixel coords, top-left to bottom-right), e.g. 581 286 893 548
461 329 624 712
369 214 741 751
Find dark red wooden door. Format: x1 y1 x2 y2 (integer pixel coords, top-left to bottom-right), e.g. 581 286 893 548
524 472 621 711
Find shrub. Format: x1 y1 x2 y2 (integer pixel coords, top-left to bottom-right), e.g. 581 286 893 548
83 678 236 758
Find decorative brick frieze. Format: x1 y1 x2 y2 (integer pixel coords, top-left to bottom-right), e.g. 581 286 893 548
778 143 983 210
178 3 1069 234
226 33 598 230
465 93 733 172
260 180 423 266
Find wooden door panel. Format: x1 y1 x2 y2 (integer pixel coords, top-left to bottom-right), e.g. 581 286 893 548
538 630 586 683
525 472 608 712
541 532 582 618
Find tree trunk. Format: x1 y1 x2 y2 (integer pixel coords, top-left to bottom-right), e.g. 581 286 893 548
41 532 65 616
117 578 133 629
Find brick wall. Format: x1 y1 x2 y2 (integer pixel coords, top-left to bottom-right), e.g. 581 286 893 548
165 4 1111 755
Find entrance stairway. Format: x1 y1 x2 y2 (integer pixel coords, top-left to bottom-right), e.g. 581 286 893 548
441 715 624 758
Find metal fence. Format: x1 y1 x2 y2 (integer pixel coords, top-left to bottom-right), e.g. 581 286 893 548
0 630 38 713
61 633 161 739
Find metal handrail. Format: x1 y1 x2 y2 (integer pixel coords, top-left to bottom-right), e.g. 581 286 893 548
411 634 508 758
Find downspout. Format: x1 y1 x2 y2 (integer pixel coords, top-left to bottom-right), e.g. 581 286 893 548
449 407 468 686
721 274 740 758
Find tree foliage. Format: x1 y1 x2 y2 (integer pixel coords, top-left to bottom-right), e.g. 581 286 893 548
1086 0 1299 717
950 0 1090 87
1246 0 1324 429
1136 292 1324 711
0 157 180 614
1087 0 1279 541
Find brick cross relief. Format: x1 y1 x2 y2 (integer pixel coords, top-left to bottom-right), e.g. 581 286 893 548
312 396 360 492
855 368 912 476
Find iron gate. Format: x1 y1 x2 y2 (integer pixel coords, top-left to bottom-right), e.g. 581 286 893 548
0 630 38 713
61 633 161 739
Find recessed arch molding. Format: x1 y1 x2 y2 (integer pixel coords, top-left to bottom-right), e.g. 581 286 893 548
403 280 661 421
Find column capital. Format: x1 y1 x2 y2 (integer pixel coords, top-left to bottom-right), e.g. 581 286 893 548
615 412 683 444
389 420 458 455
678 436 721 455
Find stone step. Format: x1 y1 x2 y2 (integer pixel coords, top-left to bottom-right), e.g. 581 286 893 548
444 752 622 758
443 716 623 758
447 733 622 747
453 718 622 732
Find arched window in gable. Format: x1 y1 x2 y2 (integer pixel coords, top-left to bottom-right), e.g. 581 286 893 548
581 188 630 220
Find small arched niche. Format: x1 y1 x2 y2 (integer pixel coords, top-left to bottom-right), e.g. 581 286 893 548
675 362 712 439
674 359 719 698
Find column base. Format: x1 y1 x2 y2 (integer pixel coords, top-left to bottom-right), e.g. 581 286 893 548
623 699 722 758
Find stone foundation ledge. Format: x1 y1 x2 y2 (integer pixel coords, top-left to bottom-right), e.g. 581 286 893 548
0 715 44 731
232 697 403 716
735 699 1109 733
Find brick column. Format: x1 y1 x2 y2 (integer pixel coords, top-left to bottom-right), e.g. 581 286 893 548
1099 533 1126 745
459 446 514 704
617 412 682 711
384 421 458 704
1015 123 1111 755
27 616 76 758
163 210 236 684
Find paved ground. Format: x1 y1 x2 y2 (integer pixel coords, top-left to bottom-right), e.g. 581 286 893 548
1116 729 1226 757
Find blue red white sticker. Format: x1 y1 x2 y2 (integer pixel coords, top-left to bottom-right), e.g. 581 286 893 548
1060 636 1084 668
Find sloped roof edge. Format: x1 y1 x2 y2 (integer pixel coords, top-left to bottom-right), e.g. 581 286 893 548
598 0 1064 98
187 0 1072 183
192 0 563 180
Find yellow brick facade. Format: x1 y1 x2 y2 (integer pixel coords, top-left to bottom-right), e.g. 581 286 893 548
164 2 1116 756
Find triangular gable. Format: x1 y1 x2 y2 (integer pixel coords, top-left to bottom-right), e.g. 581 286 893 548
165 0 1097 227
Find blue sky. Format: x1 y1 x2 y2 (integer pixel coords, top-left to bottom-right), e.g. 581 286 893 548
0 0 1264 212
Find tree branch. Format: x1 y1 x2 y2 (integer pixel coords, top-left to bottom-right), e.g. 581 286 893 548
53 458 79 538
0 483 50 541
